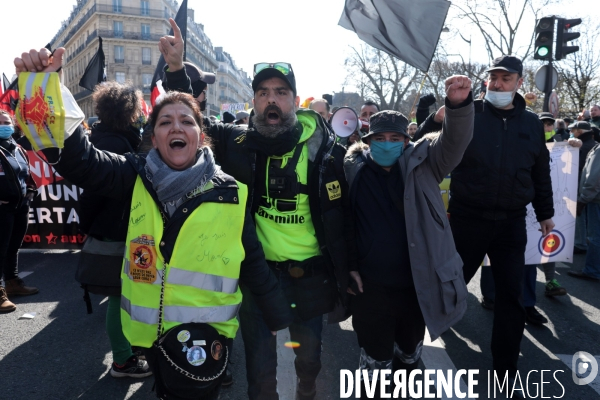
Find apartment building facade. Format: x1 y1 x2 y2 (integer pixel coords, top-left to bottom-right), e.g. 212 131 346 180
51 0 252 119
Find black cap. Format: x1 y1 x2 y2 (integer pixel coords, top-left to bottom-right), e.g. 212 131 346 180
252 65 296 97
362 110 410 140
162 62 215 98
568 121 592 131
485 55 523 76
538 112 555 122
222 111 235 123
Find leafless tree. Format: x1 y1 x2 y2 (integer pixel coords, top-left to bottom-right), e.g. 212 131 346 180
451 0 558 60
343 44 420 112
554 18 600 115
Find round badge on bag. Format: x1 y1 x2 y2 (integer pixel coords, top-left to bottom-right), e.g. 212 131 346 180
187 345 206 366
177 330 191 342
211 340 223 361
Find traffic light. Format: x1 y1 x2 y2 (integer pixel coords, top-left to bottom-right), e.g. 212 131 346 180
555 18 582 60
534 16 555 60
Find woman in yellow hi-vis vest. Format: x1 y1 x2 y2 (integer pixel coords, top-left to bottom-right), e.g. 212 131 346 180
15 44 294 400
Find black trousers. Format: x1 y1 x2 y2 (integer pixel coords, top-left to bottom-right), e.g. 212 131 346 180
0 203 30 281
351 282 425 366
450 214 527 378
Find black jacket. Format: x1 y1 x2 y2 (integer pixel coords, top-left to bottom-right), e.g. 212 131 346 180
205 115 353 318
577 131 598 178
164 68 353 321
78 123 142 240
449 94 554 221
47 126 294 332
0 138 36 210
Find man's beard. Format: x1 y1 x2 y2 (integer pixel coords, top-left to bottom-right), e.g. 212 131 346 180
252 105 297 138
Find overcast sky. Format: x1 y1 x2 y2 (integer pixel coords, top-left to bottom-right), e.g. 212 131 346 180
1 0 591 102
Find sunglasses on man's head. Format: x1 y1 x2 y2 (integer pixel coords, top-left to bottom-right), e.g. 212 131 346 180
253 62 292 76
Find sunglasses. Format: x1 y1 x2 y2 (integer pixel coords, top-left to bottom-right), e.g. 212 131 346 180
253 62 292 76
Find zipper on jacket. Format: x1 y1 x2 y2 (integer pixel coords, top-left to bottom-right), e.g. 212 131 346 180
503 118 508 131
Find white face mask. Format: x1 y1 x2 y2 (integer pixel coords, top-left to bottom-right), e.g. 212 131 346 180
485 81 519 109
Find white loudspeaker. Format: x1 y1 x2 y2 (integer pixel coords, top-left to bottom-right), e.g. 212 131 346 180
330 107 359 138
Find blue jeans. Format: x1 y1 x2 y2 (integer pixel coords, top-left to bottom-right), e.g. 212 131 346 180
583 203 600 278
239 270 324 400
575 207 588 250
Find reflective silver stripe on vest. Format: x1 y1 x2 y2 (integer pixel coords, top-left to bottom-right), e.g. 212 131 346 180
121 296 159 325
167 267 239 294
164 303 241 324
121 296 241 325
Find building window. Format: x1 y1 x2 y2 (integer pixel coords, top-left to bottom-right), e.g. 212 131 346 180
113 0 122 13
116 72 126 84
114 46 124 63
141 0 149 15
142 73 152 93
141 24 150 40
114 21 123 38
142 47 151 65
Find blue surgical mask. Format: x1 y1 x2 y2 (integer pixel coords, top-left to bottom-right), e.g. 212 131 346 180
370 141 404 167
0 125 14 139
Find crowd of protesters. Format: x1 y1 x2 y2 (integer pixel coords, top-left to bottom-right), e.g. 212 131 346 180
2 16 599 400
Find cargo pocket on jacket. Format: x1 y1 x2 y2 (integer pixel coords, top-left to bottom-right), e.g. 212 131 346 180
434 253 467 315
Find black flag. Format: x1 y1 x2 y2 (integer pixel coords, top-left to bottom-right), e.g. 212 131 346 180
339 0 450 72
150 0 187 106
79 37 106 91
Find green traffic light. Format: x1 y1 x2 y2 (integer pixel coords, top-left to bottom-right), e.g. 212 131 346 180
537 46 549 57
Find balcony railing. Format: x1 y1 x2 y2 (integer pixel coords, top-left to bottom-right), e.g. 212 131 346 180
66 44 86 63
98 29 162 41
219 82 227 87
96 3 164 18
57 4 97 47
115 58 125 63
142 59 152 65
85 30 98 45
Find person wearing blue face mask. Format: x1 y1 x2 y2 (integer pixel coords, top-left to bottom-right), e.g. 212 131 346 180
0 110 39 313
343 75 474 396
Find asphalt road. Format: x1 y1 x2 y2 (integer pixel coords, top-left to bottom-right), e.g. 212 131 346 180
1 250 599 400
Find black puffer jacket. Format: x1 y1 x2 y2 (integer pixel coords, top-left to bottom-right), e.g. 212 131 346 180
449 94 554 221
78 123 142 240
45 126 294 332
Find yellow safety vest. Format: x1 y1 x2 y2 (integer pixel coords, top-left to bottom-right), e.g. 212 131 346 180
121 176 247 347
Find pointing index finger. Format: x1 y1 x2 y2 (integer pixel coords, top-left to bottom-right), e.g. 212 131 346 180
169 18 182 40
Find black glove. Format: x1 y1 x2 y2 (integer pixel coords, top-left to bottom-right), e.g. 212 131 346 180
417 93 436 109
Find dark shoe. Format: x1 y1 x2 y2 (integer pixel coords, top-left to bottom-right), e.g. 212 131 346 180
221 366 233 386
110 355 152 378
525 306 548 325
0 287 16 313
573 247 587 254
4 277 39 296
568 271 600 281
296 378 316 400
544 279 567 296
481 297 495 310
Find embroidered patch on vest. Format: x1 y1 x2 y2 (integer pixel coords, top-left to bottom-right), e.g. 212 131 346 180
326 180 341 200
129 234 158 284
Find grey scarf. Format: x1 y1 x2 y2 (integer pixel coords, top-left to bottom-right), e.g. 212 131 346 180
145 147 219 204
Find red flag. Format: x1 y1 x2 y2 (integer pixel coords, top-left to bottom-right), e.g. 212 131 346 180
0 75 17 116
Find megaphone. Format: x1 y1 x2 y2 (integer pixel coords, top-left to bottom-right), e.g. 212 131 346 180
330 107 360 138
